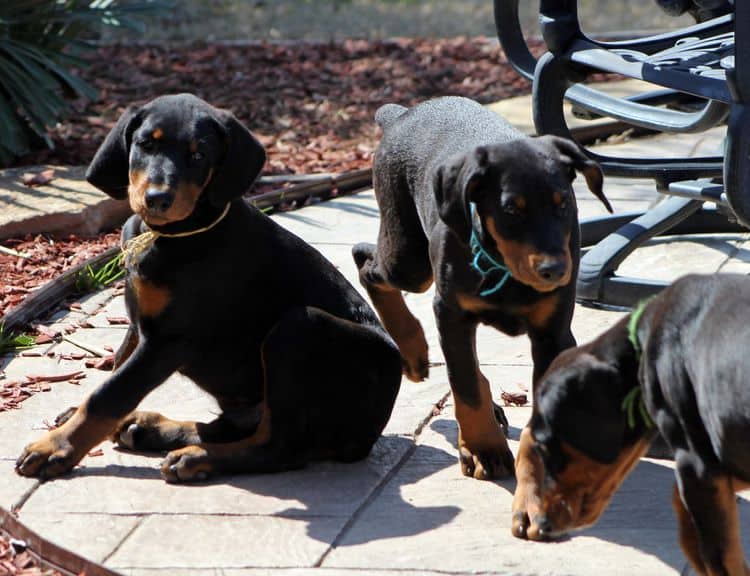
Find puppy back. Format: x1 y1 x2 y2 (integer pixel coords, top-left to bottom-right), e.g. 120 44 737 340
375 103 408 129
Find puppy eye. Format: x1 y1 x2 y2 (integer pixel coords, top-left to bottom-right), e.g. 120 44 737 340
191 151 204 162
558 198 569 211
137 138 155 151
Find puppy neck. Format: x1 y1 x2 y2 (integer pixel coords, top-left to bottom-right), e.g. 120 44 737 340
146 196 232 236
469 203 512 297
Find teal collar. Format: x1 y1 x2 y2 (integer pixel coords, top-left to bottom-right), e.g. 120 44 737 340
622 298 654 429
469 204 512 297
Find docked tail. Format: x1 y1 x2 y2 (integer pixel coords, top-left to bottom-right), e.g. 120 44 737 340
375 103 408 129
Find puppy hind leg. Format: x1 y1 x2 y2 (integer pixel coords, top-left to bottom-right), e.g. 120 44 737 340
675 456 749 576
112 409 259 452
672 483 708 575
160 307 402 482
353 242 431 382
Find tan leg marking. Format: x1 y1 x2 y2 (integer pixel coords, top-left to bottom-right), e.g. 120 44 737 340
454 370 513 480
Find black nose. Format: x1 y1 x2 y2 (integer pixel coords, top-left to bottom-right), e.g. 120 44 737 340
144 188 173 211
536 259 567 282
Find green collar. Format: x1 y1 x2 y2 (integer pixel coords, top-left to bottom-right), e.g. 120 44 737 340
627 298 650 361
622 298 654 429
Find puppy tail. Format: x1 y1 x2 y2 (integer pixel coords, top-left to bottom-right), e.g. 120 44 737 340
375 103 408 129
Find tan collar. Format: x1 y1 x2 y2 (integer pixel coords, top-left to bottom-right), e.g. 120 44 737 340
121 202 231 267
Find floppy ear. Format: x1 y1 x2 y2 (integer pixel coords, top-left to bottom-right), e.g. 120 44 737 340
543 135 612 214
85 105 143 199
536 354 626 464
204 110 266 206
433 146 489 240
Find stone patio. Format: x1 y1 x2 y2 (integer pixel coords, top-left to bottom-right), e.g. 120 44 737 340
1 85 750 575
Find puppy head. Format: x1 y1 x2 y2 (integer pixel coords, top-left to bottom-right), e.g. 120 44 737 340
86 93 266 226
435 136 610 293
529 347 648 538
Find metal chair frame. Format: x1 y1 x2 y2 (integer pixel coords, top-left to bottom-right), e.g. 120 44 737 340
494 0 750 307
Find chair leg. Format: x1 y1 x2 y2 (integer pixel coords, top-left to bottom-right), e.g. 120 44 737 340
577 199 744 307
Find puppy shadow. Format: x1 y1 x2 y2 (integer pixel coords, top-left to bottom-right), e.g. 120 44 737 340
77 435 462 547
428 418 728 572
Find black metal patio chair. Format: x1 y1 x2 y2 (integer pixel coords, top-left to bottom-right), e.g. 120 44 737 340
494 0 750 307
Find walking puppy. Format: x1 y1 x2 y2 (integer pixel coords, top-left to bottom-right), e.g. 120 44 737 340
16 93 402 483
529 274 750 575
353 96 611 480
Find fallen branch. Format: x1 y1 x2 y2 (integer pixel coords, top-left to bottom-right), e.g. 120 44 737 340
249 168 372 211
0 245 30 259
61 335 110 358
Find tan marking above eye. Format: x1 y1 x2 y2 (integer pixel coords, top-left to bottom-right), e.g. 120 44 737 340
514 196 527 211
552 191 563 206
189 140 199 154
152 128 164 140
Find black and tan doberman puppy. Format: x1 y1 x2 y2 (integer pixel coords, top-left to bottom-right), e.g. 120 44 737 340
16 93 402 483
353 96 612 481
527 274 750 576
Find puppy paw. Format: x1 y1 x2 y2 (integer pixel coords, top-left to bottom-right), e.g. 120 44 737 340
161 445 214 483
512 507 550 541
459 442 515 480
16 434 78 480
401 354 429 382
511 472 548 540
396 324 429 382
112 411 196 452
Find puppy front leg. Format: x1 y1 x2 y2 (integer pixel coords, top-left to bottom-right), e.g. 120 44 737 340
16 340 182 480
511 427 545 540
511 328 576 539
434 298 514 480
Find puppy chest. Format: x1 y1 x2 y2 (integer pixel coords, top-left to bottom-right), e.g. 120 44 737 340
130 276 172 318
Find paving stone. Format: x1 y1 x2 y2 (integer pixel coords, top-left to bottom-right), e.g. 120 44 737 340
617 233 742 282
20 432 411 519
0 368 109 458
75 287 118 316
323 414 686 575
106 514 342 571
53 326 130 353
1 350 84 379
488 79 659 136
274 192 381 245
125 570 455 576
19 512 141 565
0 165 131 240
86 296 130 328
0 459 36 512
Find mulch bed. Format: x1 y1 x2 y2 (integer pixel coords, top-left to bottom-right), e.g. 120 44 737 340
13 37 539 173
0 531 63 576
1 233 121 320
1 37 545 322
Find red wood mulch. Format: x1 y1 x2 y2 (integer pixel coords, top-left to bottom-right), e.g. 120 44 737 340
0 531 64 576
1 37 544 321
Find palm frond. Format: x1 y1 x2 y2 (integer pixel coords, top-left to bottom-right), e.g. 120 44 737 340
0 0 171 166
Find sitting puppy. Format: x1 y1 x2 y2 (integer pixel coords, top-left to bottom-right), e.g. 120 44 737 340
529 273 750 576
16 93 402 483
353 96 612 481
